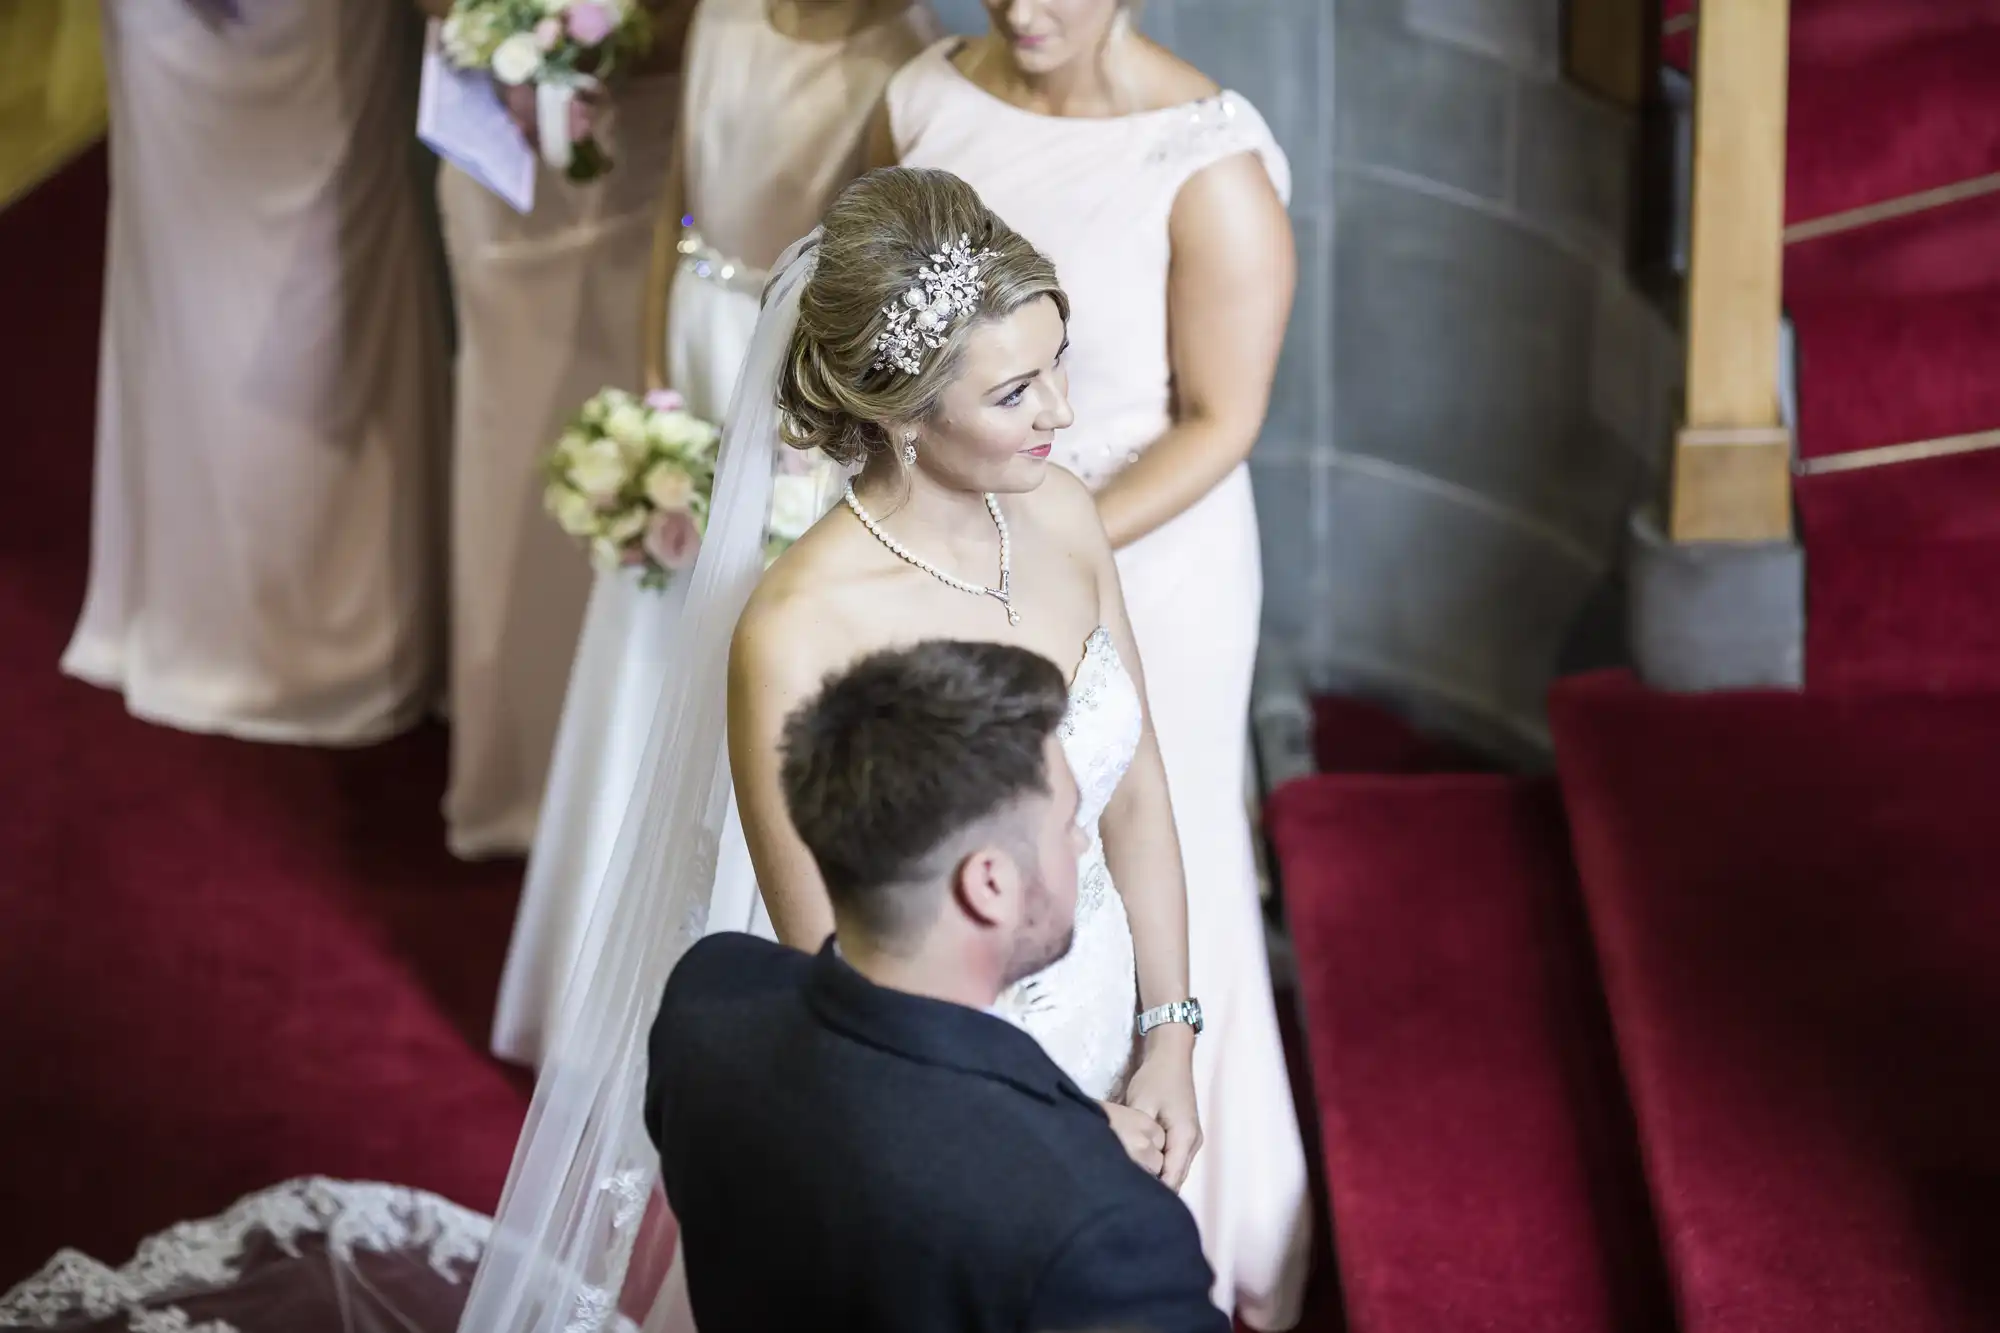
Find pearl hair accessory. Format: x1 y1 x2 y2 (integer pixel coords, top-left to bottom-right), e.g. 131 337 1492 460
871 235 994 376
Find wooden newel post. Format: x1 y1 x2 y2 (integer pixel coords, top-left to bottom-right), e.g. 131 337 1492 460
1671 0 1794 543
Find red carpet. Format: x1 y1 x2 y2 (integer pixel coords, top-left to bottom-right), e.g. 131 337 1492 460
1551 671 2000 1333
0 149 528 1289
1664 3 2000 690
1784 5 2000 226
1308 697 1488 777
1266 775 1670 1333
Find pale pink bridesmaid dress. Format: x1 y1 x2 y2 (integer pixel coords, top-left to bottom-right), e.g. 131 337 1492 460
437 64 681 859
888 37 1313 1329
67 0 447 742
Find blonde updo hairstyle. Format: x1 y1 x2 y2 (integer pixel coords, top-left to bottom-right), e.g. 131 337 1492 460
777 167 1069 468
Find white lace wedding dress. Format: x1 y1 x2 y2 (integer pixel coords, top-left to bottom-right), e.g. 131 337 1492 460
0 629 1150 1333
994 626 1144 1099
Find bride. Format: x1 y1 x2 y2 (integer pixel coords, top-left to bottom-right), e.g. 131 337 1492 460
732 167 1201 1128
0 168 1207 1333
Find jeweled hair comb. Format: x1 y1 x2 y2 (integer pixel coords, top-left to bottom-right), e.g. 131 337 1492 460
870 234 994 376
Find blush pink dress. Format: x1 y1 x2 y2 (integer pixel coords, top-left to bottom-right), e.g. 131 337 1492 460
66 0 447 743
889 38 1312 1329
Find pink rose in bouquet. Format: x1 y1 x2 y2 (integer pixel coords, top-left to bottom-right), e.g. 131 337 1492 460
644 509 703 571
565 1 617 47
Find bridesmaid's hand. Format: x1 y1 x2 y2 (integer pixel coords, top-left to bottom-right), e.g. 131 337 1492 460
500 82 605 151
1123 1026 1202 1190
1100 1100 1166 1177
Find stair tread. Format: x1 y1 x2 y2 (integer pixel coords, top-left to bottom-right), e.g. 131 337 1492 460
1788 27 2000 225
1786 191 2000 459
1265 773 1669 1333
1549 671 2000 1325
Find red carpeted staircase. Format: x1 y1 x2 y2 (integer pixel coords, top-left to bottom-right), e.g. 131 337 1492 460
1666 0 2000 690
1550 671 2000 1333
0 149 528 1289
1266 775 1670 1333
1272 677 2000 1333
1262 7 2000 1330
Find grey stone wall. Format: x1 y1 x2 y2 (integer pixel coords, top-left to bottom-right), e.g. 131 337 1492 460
931 0 1678 756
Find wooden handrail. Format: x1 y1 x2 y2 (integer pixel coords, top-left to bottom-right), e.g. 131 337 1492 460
1671 0 1794 543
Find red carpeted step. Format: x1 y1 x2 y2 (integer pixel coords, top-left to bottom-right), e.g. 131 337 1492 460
1309 695 1489 776
1797 449 2000 693
1659 1 1999 80
1788 0 2000 65
0 149 529 1288
1786 191 2000 461
1551 671 2000 1333
1787 22 2000 227
1661 1 1694 73
1265 774 1671 1333
1783 187 2000 690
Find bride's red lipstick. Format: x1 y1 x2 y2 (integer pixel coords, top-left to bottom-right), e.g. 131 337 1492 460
1022 443 1053 459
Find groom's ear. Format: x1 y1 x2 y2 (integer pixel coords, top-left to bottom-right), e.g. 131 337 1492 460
951 845 1023 928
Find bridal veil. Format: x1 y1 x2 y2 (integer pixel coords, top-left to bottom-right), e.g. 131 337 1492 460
456 233 822 1333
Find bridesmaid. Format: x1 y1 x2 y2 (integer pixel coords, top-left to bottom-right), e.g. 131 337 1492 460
422 0 696 858
490 0 938 1067
883 4 1309 1326
66 0 447 743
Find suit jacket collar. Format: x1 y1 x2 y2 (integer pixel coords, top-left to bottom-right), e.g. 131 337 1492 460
805 942 1099 1111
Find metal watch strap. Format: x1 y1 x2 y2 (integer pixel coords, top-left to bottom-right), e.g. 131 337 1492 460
1136 998 1203 1037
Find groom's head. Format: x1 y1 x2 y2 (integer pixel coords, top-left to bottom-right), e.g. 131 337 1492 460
780 641 1086 990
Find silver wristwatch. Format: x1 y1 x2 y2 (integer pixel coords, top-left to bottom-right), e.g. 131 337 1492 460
1136 998 1204 1038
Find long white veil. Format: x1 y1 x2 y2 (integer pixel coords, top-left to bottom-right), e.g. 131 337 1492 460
456 232 824 1333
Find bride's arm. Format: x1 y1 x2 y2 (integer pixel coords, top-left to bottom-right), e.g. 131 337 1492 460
1054 474 1202 1187
726 607 839 951
1091 153 1294 549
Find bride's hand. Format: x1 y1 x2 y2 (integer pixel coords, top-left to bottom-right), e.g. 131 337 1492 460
1122 1027 1202 1190
1100 1100 1166 1177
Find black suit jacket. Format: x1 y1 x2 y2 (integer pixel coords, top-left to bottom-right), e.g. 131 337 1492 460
645 933 1227 1333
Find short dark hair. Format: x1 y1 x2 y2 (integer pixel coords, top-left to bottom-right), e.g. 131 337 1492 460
778 640 1070 940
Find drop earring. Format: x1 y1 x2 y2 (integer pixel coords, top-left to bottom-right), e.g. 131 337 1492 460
902 432 918 467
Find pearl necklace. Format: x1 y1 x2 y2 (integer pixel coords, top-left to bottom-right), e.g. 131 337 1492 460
843 481 1018 626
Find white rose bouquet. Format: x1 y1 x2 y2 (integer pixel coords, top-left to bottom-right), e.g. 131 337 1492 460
765 450 831 567
439 0 653 182
545 388 719 590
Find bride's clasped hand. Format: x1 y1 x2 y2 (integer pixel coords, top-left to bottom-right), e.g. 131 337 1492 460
1121 1023 1203 1188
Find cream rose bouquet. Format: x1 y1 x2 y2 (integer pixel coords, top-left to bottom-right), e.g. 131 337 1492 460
764 451 829 567
545 388 719 590
439 0 653 182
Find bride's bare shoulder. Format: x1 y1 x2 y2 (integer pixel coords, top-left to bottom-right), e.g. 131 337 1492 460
1019 464 1113 553
732 524 875 696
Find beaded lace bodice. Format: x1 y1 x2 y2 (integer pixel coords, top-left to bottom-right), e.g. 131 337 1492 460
1057 626 1142 829
992 626 1144 1099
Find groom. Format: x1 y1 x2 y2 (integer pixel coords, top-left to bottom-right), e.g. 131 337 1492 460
644 640 1225 1333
